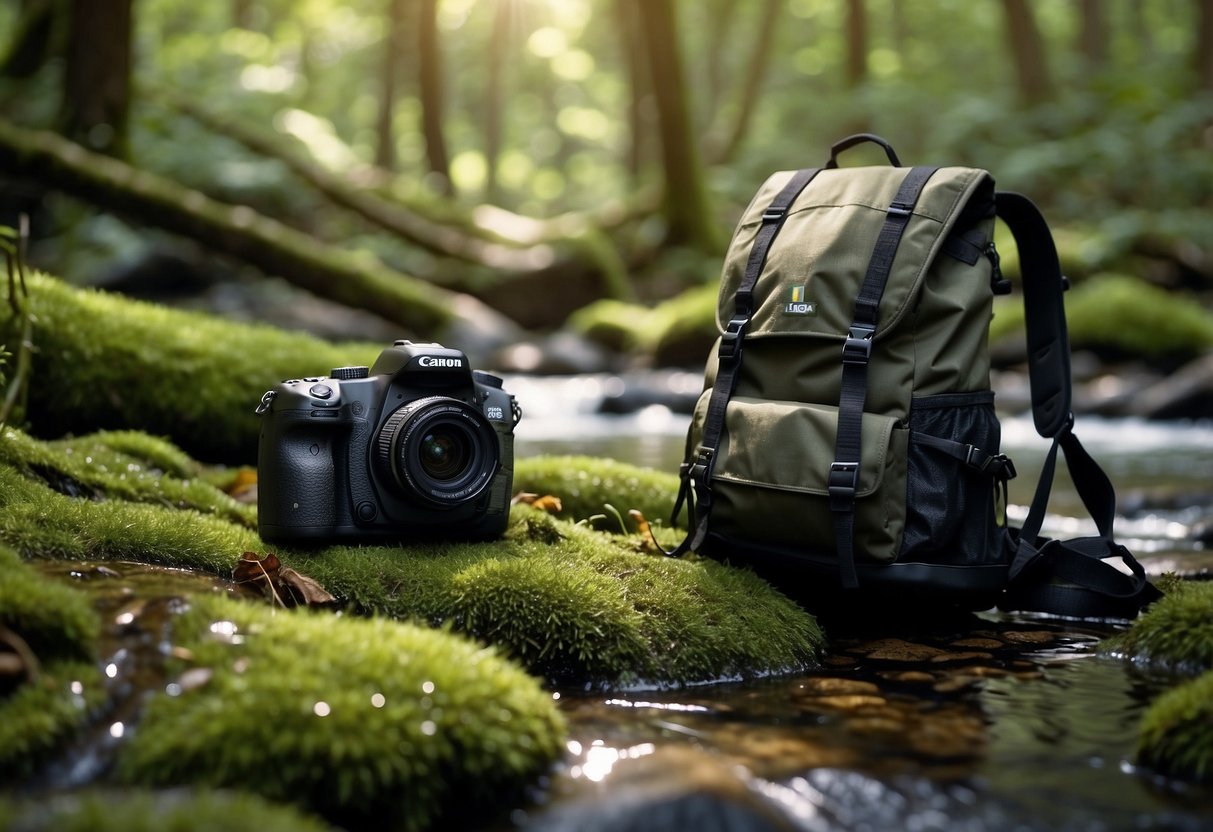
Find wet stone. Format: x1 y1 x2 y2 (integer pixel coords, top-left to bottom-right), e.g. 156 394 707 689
853 639 950 662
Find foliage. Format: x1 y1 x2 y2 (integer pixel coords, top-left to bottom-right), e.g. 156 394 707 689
1101 580 1213 673
115 593 566 832
1136 670 1213 784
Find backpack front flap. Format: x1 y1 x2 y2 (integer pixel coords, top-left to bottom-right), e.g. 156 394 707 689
686 164 1000 577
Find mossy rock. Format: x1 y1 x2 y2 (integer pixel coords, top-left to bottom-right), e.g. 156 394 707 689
990 273 1213 360
1136 670 1213 783
114 593 565 831
1102 579 1213 672
0 789 337 832
568 283 718 367
0 427 823 688
0 547 106 780
0 271 382 464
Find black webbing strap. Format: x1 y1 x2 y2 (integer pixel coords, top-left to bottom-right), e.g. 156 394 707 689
996 193 1160 617
995 192 1072 438
828 166 937 588
663 168 821 557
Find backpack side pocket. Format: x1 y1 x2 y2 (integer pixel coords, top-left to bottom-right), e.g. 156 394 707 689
902 391 1005 566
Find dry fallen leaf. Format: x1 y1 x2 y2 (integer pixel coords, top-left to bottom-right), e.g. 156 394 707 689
628 509 658 552
233 551 334 608
512 492 563 513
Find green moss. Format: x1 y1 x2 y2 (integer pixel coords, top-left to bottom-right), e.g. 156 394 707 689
116 593 565 831
1136 671 1213 783
0 425 820 687
0 546 106 780
568 283 717 363
0 789 337 832
0 427 254 528
0 271 381 463
1102 580 1213 672
513 455 683 530
0 659 107 781
0 545 98 661
990 273 1213 358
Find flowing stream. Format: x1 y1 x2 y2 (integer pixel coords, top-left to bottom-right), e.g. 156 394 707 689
506 372 1213 831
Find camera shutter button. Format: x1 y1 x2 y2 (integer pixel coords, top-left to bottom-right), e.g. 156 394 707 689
309 383 334 399
331 366 369 380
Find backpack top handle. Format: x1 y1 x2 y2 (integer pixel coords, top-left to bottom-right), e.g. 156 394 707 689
826 133 903 169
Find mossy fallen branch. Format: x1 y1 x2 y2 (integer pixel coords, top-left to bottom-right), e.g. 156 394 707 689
0 118 521 345
1 271 379 463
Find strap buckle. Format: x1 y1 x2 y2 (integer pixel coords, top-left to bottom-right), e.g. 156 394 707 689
719 317 747 361
828 461 859 511
964 445 1018 480
687 445 715 483
842 323 875 366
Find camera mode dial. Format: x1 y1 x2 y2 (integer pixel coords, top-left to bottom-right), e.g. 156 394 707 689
331 366 369 380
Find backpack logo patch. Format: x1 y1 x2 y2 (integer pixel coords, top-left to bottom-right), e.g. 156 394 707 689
784 285 817 316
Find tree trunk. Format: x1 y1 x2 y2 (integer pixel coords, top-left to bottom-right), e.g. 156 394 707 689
634 0 720 251
59 0 132 157
614 0 649 183
418 0 452 196
232 0 254 29
0 0 58 79
1000 0 1053 106
845 0 867 89
375 0 406 171
713 0 781 164
484 0 512 203
1197 0 1213 93
0 119 521 350
1077 0 1107 71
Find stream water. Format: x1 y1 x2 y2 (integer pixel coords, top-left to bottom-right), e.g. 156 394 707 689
18 372 1213 830
505 372 1213 831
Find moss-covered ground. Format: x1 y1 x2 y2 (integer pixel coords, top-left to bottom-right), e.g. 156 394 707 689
0 789 338 832
115 593 566 831
0 547 106 780
0 425 822 688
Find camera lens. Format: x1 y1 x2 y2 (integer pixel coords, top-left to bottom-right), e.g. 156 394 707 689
419 429 468 480
375 396 499 507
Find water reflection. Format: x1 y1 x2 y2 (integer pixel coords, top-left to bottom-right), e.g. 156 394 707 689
542 616 1213 831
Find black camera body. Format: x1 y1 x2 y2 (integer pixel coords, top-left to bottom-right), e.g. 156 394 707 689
256 340 517 543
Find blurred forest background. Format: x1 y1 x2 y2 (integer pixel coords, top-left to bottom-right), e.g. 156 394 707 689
0 0 1211 366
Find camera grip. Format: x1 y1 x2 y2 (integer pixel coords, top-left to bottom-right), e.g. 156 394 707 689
258 420 338 537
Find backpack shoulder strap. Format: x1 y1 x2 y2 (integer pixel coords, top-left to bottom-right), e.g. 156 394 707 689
995 191 1160 618
661 167 822 558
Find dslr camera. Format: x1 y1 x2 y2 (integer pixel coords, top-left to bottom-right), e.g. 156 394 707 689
256 340 518 543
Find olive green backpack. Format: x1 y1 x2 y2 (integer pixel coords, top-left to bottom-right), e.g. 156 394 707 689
667 134 1158 618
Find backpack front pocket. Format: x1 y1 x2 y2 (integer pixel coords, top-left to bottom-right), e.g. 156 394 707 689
695 394 908 564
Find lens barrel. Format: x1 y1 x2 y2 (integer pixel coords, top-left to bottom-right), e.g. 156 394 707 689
375 396 499 507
